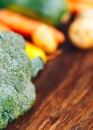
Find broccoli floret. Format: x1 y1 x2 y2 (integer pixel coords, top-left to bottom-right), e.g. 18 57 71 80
0 31 44 129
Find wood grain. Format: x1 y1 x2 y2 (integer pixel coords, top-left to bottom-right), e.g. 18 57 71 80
4 22 93 130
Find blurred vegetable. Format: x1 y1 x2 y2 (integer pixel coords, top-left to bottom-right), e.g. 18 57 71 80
50 26 65 44
32 24 58 54
0 9 65 44
0 22 11 32
26 41 47 63
66 0 93 13
0 21 47 61
0 0 69 26
68 10 93 49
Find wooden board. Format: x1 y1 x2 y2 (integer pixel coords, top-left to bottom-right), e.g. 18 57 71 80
4 22 93 130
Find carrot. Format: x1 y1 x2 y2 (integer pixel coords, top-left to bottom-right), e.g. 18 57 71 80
66 0 93 13
68 0 93 3
0 22 11 32
50 26 65 43
0 9 65 44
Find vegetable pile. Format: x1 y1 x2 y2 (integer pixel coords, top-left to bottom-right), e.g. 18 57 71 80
0 9 65 62
0 31 43 129
0 0 93 129
0 0 69 25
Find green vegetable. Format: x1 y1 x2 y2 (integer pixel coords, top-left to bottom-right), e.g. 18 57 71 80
0 31 44 129
0 0 69 25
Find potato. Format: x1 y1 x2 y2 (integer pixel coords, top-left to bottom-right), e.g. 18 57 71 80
68 10 93 49
32 24 58 54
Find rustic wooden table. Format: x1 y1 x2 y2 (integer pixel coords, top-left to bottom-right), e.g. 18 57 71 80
4 21 93 130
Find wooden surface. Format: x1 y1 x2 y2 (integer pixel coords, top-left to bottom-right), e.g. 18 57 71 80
4 22 93 130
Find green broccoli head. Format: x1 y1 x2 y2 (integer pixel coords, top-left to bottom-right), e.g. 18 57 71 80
0 31 44 129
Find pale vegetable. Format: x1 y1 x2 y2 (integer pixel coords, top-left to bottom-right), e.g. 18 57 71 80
68 11 93 49
32 24 58 54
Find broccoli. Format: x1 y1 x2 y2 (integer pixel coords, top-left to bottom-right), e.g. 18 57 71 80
0 31 44 129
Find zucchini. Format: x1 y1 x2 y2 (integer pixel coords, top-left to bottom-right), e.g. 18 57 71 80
0 0 69 25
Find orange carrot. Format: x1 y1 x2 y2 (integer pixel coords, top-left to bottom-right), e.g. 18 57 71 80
0 9 65 44
66 0 93 13
68 0 93 3
0 22 11 32
50 26 65 43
